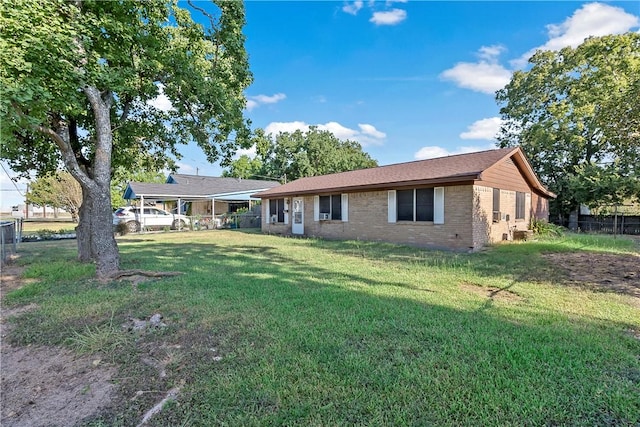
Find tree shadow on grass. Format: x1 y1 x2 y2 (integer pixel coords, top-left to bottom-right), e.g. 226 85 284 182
5 234 639 426
113 237 640 417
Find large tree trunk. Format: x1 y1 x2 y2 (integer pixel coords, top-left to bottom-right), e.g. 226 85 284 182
89 183 119 278
84 86 120 279
76 185 92 263
75 178 119 277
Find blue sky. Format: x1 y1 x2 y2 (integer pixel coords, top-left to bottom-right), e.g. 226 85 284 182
178 0 639 172
1 1 639 209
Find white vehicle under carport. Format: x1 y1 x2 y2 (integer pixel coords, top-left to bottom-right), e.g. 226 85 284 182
113 206 190 232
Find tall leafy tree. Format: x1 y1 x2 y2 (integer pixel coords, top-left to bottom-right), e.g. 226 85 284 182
1 0 251 278
496 33 640 221
224 127 378 182
221 154 263 179
27 171 83 222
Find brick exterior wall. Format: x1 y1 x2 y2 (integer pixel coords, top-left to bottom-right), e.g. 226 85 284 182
262 183 538 250
472 185 531 246
263 185 481 251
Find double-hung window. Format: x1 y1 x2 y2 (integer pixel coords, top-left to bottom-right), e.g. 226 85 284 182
396 188 436 222
319 195 341 220
314 194 349 222
515 191 526 220
269 198 285 223
389 188 443 224
493 188 501 222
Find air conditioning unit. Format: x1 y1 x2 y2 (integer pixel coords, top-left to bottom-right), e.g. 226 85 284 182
319 213 330 220
270 215 277 223
492 211 501 223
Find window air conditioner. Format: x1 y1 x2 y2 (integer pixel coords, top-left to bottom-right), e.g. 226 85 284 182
492 211 501 223
320 213 330 220
271 215 277 223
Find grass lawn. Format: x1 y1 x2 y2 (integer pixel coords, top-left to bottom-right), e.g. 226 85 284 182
3 231 639 426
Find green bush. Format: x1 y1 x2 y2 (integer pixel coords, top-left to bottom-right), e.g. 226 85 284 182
530 218 565 236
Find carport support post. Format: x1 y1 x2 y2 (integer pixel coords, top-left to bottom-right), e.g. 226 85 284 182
178 197 182 230
140 195 145 233
212 197 215 225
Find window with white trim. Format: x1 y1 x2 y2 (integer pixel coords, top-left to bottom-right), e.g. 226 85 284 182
493 188 501 223
319 194 342 220
396 188 435 222
515 191 526 220
269 198 285 223
315 194 348 222
388 188 444 223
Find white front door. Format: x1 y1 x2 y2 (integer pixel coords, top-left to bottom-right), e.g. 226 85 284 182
292 197 304 235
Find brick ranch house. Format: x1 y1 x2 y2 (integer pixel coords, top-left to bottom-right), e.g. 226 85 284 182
253 147 555 251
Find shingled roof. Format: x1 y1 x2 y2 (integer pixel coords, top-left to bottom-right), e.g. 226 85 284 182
167 174 280 195
253 147 555 198
123 175 280 200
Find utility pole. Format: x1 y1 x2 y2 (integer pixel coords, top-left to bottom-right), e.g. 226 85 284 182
25 183 29 219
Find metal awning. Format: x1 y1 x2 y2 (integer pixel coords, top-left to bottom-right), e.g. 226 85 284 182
207 189 273 202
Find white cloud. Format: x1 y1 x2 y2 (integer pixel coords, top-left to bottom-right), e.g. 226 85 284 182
414 144 496 160
318 121 359 140
414 146 451 160
440 45 511 94
513 3 639 67
370 9 407 26
459 117 503 140
264 121 386 147
478 44 506 62
440 61 512 94
264 121 309 136
176 162 197 174
246 99 259 111
235 145 257 159
342 0 363 15
358 123 386 139
246 93 286 111
147 84 173 112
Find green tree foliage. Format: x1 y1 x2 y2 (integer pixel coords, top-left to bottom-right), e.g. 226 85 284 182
567 163 640 210
27 171 83 222
496 33 640 220
221 155 263 179
224 127 378 182
0 0 251 278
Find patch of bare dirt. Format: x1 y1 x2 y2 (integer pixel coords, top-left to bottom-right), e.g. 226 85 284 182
542 252 640 298
1 261 38 293
1 262 117 427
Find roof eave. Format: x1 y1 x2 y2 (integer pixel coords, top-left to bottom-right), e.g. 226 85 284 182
253 174 479 198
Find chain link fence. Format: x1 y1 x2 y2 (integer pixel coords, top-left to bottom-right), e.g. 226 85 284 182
1 219 22 266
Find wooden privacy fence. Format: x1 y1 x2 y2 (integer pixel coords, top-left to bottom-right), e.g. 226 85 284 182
578 215 640 235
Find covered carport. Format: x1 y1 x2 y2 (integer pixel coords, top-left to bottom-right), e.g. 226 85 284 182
207 189 273 229
121 178 280 231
